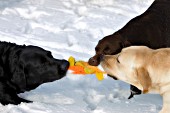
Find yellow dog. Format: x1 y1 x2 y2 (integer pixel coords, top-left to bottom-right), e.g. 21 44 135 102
101 46 170 113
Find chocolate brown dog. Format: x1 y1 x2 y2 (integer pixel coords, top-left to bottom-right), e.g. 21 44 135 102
88 0 170 98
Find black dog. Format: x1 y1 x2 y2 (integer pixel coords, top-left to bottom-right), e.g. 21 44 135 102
0 41 69 105
88 0 170 99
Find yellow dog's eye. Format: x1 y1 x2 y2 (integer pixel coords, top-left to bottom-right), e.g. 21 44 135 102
116 55 120 63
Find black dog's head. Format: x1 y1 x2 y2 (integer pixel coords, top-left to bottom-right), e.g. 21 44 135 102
8 45 69 92
88 33 130 66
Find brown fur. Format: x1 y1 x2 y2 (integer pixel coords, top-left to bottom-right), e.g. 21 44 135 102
88 0 170 97
136 67 151 94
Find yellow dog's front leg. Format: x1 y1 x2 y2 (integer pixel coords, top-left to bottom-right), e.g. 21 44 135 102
160 92 170 113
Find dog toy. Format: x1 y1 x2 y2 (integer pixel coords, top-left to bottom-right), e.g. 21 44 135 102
68 56 105 81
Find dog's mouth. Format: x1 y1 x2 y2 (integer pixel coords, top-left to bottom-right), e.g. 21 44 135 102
100 56 118 80
107 74 118 80
60 60 69 71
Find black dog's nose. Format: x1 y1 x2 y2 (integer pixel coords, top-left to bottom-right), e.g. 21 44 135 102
60 60 69 71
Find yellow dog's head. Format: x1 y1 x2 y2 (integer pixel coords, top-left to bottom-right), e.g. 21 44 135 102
101 46 152 93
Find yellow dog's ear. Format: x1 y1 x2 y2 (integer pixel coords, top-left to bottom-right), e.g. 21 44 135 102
136 67 151 94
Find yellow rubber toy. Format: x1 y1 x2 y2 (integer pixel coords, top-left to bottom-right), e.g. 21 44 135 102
68 56 105 81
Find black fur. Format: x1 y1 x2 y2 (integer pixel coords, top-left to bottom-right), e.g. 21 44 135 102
0 41 69 105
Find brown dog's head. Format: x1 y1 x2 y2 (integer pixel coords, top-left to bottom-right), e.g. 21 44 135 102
100 46 152 93
88 33 130 66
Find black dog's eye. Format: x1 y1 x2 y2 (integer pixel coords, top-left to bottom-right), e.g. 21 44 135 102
41 57 48 63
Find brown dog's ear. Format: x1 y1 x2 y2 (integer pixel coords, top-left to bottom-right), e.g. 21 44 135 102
113 32 131 48
123 40 131 47
136 67 151 94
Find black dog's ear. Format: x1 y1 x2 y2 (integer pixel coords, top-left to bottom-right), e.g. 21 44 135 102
0 56 26 92
9 49 26 92
0 63 4 77
11 62 26 92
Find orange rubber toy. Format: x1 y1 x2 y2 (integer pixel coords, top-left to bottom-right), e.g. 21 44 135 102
68 56 105 81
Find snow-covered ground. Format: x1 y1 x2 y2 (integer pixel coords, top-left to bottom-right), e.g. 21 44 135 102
0 0 162 113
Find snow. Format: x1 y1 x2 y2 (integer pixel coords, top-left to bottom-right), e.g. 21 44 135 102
0 0 162 113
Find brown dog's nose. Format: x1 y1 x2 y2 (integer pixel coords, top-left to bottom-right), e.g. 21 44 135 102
88 57 99 66
88 54 103 66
